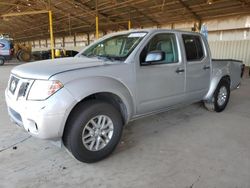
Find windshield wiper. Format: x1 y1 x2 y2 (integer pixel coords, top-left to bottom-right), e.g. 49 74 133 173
81 54 124 61
98 55 114 61
78 54 88 58
99 55 125 61
91 55 113 61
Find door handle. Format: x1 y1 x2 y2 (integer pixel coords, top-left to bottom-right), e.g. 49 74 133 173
203 65 210 70
175 68 185 73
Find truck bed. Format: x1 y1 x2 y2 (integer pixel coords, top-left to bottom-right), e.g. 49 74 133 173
212 59 244 90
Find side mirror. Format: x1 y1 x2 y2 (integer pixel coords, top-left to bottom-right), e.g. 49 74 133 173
142 51 165 65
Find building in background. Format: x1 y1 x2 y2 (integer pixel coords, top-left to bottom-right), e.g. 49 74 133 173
28 15 250 67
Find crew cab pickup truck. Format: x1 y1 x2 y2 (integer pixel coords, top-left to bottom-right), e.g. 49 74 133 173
5 29 244 163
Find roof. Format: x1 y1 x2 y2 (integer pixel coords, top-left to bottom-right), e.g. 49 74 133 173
0 0 250 41
100 28 205 37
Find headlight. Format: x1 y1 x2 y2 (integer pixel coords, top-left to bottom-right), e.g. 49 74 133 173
28 80 63 100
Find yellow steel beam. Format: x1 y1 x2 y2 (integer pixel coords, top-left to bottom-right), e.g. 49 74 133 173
48 11 55 59
95 0 99 39
0 2 19 6
1 10 49 17
95 16 99 39
128 20 131 30
1 9 54 60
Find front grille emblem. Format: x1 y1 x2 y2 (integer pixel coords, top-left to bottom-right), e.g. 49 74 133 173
10 80 17 92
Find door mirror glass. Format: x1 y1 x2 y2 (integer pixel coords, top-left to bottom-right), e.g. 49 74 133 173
143 51 165 65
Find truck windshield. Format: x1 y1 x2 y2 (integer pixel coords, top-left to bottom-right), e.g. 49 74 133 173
81 32 147 61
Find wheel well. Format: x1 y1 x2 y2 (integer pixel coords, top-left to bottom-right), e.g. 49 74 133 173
66 92 128 126
221 75 231 86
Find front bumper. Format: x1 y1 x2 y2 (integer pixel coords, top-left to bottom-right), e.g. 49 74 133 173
5 87 77 140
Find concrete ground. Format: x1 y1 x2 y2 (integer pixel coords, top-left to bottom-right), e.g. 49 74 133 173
0 62 249 188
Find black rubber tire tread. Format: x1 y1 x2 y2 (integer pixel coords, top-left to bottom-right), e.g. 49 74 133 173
0 57 5 66
213 78 230 112
204 78 230 112
63 100 123 163
16 50 22 61
20 51 31 62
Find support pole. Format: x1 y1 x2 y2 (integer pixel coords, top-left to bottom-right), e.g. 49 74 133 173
95 0 99 39
49 10 55 59
62 36 65 47
171 23 174 29
128 8 131 30
73 33 76 47
87 33 90 45
198 20 202 31
95 16 99 39
128 20 131 30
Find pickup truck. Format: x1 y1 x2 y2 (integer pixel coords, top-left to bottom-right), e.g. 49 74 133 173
5 29 244 163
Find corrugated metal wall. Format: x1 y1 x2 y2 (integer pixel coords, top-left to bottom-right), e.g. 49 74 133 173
209 40 250 66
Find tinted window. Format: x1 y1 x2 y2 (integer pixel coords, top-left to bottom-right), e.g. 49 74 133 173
182 35 204 61
140 33 179 64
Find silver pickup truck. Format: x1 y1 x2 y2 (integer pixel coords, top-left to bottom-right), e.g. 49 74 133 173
5 29 244 163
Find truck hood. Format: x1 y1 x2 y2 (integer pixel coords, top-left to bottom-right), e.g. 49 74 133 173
11 57 105 80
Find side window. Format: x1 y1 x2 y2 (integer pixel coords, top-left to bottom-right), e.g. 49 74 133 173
140 33 179 64
182 35 204 61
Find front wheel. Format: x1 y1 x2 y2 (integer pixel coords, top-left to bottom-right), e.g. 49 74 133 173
204 79 230 112
63 100 123 163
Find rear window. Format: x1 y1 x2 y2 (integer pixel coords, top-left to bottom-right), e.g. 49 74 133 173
182 35 204 61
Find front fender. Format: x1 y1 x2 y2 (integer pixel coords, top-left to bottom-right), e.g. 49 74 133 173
63 76 135 122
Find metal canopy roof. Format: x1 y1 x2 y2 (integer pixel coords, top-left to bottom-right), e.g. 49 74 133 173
0 0 250 41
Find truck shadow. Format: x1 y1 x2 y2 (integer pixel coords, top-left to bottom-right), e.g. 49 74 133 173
114 102 206 155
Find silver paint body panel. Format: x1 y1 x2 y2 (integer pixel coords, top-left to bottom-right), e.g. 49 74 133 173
5 29 242 140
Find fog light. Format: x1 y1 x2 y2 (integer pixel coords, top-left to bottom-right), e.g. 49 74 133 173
24 119 38 134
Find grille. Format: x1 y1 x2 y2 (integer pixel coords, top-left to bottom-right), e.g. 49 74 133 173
9 76 19 94
8 75 32 98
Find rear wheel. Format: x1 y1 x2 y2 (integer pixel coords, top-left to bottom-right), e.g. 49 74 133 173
63 100 123 163
0 57 5 66
204 78 230 112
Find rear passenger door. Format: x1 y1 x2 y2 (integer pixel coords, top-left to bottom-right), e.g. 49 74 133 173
182 34 210 101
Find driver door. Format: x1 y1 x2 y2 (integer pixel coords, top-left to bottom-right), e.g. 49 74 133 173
136 33 186 114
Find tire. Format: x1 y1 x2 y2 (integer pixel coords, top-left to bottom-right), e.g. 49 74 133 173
0 57 4 66
16 50 22 61
19 51 31 62
63 100 123 163
204 78 230 112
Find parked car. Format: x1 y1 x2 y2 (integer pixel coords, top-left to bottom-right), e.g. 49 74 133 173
0 36 14 65
5 29 244 163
